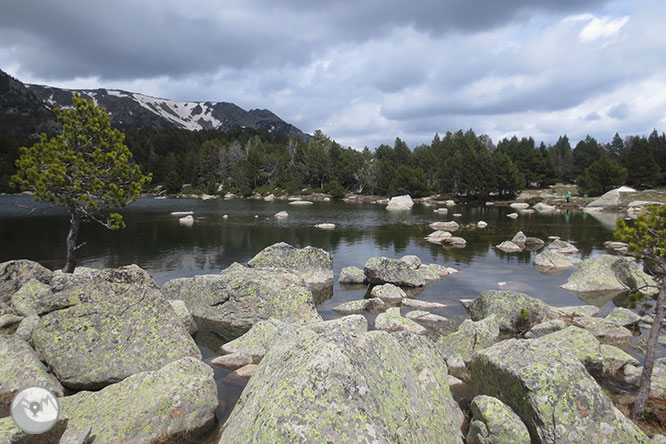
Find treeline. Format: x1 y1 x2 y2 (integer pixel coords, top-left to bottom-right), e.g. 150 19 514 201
2 125 666 198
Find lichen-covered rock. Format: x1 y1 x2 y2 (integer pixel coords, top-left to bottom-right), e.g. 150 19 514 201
338 266 366 284
168 299 198 335
219 328 464 444
562 255 657 295
0 336 63 416
405 311 448 326
0 259 52 315
370 283 406 304
363 256 426 287
386 194 414 210
162 263 321 342
401 298 447 310
14 314 39 342
0 357 217 444
466 395 530 444
32 265 201 390
496 241 522 252
438 315 500 361
429 221 460 231
375 307 428 335
572 316 633 343
624 365 666 400
524 237 545 250
400 255 422 269
524 319 567 339
470 338 648 444
211 353 254 370
533 250 580 271
465 290 562 331
247 242 334 288
547 239 579 254
332 297 387 314
559 305 600 317
538 326 637 381
605 307 642 327
415 263 449 283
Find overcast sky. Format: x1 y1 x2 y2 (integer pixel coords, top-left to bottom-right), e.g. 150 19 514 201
1 0 664 150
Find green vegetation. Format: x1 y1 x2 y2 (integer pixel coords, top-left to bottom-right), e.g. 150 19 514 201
615 205 666 418
11 94 151 272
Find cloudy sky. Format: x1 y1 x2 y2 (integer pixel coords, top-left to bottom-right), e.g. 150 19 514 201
1 0 664 149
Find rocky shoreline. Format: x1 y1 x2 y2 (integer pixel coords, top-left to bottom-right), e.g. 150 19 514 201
0 241 665 443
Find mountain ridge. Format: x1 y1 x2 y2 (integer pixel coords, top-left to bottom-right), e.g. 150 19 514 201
0 69 310 140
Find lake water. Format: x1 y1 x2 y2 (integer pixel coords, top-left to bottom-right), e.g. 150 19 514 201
0 195 647 434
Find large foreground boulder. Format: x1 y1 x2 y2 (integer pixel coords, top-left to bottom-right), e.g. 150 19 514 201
464 290 562 331
470 339 647 443
32 265 201 390
363 256 426 287
0 357 218 444
220 327 464 443
561 254 657 295
0 336 64 416
247 242 333 289
162 263 321 342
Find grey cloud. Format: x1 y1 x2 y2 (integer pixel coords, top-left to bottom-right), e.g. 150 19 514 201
607 103 630 119
585 112 602 121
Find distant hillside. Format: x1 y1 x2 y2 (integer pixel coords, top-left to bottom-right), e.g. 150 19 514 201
0 69 310 140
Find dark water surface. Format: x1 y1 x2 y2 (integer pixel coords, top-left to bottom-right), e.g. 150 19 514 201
0 195 649 433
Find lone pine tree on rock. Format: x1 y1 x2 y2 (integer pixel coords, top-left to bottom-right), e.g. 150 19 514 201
12 93 151 273
615 205 666 418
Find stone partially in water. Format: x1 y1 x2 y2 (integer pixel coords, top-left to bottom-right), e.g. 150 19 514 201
464 290 562 332
386 194 414 211
338 266 366 284
370 283 406 304
470 338 648 444
332 297 387 315
547 239 579 254
163 263 321 343
496 241 522 253
533 250 579 271
429 221 460 231
219 328 464 443
605 307 642 327
561 254 657 295
363 256 426 287
247 242 334 288
573 316 633 343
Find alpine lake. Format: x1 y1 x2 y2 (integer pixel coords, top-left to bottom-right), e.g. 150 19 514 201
0 194 659 437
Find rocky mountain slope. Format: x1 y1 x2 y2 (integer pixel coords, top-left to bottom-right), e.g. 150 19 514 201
0 69 309 139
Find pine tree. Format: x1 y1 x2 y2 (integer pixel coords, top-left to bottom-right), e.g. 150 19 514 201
11 93 151 272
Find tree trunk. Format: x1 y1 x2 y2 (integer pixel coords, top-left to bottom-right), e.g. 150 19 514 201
63 207 81 273
632 279 666 418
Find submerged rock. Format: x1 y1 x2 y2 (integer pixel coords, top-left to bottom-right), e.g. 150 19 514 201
162 263 321 343
386 194 414 211
0 357 218 444
561 254 657 295
470 338 647 443
220 328 464 443
247 242 334 288
466 395 531 444
363 256 426 287
32 265 201 390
